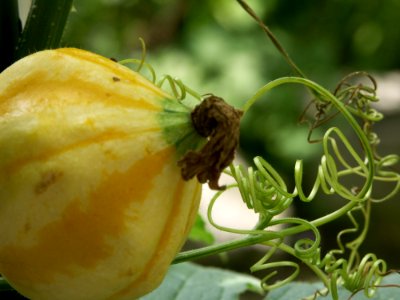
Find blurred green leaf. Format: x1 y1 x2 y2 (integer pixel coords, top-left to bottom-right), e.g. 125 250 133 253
141 262 263 300
188 214 215 245
266 273 400 299
265 281 324 300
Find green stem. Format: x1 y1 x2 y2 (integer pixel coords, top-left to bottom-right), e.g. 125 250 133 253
14 0 73 60
175 199 357 264
282 200 358 237
236 0 307 79
277 242 330 289
346 201 371 269
173 234 279 264
0 0 20 72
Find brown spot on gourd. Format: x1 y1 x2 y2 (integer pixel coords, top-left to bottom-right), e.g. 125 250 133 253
112 76 121 82
35 170 63 194
0 147 174 285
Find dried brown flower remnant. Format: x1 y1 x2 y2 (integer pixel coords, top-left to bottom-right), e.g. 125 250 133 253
178 95 243 190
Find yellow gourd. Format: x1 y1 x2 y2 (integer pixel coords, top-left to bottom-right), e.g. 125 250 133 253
0 48 206 300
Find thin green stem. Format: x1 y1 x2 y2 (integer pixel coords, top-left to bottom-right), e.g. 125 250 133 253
14 0 73 60
174 200 357 264
283 200 358 238
173 233 279 264
346 201 371 268
236 0 307 79
277 242 330 289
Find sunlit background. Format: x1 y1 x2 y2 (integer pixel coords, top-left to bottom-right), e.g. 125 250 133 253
18 0 400 290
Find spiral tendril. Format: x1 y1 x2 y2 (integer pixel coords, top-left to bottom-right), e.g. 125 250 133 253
119 38 202 103
202 75 398 299
118 38 399 300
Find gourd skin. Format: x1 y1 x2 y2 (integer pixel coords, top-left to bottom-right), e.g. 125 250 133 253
0 48 202 300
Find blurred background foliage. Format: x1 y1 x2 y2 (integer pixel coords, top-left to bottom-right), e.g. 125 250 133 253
20 0 400 279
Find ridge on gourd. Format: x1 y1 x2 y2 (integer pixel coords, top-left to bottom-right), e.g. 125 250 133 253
0 48 210 300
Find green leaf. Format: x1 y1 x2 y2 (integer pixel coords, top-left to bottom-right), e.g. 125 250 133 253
141 262 263 300
266 273 400 299
339 273 400 300
14 0 73 60
188 214 215 245
265 281 325 300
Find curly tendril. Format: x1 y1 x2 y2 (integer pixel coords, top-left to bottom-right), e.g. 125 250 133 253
118 37 399 300
187 75 398 299
300 71 383 144
227 158 293 220
251 239 301 291
157 75 202 101
119 38 202 102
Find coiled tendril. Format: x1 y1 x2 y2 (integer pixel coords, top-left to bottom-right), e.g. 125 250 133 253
119 38 202 102
120 37 399 300
202 75 399 299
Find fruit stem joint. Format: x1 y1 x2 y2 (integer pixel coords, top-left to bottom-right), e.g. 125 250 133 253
178 95 243 190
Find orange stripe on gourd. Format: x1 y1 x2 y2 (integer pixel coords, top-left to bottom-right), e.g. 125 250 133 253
3 128 164 176
0 68 161 115
112 179 201 299
4 129 128 175
0 147 174 282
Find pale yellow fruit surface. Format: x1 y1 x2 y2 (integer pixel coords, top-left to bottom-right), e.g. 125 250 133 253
0 48 202 300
